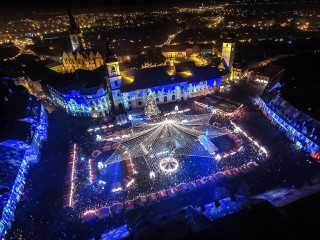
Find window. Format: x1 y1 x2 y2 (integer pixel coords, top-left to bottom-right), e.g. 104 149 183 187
138 101 142 105
115 81 118 86
164 96 167 102
156 98 159 102
172 95 175 101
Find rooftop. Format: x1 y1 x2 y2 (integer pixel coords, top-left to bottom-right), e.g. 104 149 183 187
121 63 223 92
261 89 320 145
33 65 108 95
162 44 186 53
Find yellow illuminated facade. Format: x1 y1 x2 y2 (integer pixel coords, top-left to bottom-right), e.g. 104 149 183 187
13 76 45 99
222 42 235 69
231 67 242 81
62 50 104 73
62 8 105 73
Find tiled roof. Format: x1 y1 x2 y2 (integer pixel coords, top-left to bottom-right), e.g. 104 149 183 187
36 65 108 95
121 65 223 92
262 89 320 144
162 44 186 52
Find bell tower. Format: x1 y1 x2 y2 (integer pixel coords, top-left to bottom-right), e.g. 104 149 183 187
68 8 86 52
104 42 123 111
105 42 121 90
222 42 235 69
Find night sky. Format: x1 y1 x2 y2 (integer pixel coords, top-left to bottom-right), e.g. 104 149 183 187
2 0 206 9
1 0 314 12
0 0 206 19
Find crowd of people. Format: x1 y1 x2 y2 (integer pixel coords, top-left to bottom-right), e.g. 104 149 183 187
5 93 320 240
57 102 269 231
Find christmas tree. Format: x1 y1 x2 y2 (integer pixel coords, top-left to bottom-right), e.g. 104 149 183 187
144 90 161 119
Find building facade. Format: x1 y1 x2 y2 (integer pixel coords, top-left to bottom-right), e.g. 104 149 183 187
42 9 229 118
62 9 104 73
45 59 225 118
62 50 104 73
162 45 187 58
48 85 111 118
222 42 235 69
259 90 320 154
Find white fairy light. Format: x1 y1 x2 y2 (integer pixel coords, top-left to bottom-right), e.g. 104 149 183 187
88 158 93 183
98 162 104 169
150 171 156 179
96 135 101 141
102 113 229 171
159 157 179 174
69 144 77 207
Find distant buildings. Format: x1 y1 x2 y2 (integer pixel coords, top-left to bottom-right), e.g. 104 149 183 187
252 64 284 85
34 9 231 118
161 43 215 60
3 9 232 119
162 44 187 58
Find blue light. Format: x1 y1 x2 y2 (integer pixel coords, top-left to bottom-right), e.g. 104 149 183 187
259 98 319 154
89 224 129 240
0 104 48 238
131 117 145 122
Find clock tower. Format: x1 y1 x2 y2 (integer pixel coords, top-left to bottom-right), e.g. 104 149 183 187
104 42 123 110
222 42 235 69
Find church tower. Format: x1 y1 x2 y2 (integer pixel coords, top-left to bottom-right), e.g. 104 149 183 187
68 8 86 52
105 42 122 90
222 42 235 69
104 42 123 110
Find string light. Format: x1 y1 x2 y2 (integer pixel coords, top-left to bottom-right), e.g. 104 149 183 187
88 158 93 183
102 113 230 172
69 144 77 207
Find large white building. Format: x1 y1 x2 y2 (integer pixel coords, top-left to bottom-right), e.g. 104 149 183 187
38 9 230 118
42 53 228 118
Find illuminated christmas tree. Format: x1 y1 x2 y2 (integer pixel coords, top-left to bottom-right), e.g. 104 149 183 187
144 90 161 119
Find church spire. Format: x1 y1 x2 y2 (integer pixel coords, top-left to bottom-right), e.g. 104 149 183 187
105 41 117 63
68 8 80 34
67 8 86 51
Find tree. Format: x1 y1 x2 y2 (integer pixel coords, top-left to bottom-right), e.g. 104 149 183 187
144 90 161 119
